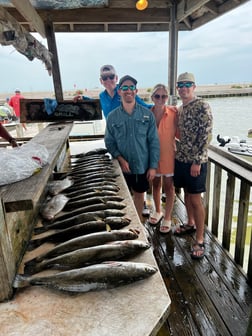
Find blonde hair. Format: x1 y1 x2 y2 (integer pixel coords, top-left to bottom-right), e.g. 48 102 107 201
151 84 168 97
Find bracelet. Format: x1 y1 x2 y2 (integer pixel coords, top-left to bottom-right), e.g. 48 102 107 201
9 138 16 143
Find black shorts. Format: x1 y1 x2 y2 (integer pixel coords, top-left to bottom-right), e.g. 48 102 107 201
173 160 207 194
123 172 150 193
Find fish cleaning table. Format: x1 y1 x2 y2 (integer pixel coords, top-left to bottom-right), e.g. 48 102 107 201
0 140 171 336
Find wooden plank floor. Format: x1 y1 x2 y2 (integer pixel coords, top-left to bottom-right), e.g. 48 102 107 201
144 195 252 336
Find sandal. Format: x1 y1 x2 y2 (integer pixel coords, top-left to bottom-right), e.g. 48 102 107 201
191 242 205 259
174 223 196 236
142 202 150 217
159 219 171 233
148 212 163 226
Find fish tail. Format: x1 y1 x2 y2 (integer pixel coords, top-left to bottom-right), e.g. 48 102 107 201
12 275 30 288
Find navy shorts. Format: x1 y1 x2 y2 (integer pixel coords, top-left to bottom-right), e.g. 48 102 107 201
123 172 150 193
173 160 207 194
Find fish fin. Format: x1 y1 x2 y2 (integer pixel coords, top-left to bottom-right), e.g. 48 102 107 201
12 275 30 288
26 238 42 251
106 224 112 232
33 226 47 234
24 262 40 275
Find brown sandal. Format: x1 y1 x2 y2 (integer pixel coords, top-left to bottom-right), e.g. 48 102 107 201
191 242 205 259
174 223 196 236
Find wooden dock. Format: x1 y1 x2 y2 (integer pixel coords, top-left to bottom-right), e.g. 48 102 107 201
144 195 252 336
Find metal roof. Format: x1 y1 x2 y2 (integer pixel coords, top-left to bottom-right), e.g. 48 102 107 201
0 0 251 36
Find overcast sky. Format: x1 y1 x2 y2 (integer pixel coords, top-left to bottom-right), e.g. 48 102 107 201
1 1 252 93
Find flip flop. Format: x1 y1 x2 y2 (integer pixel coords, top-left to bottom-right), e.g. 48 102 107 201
191 242 205 259
159 219 171 233
174 223 196 236
148 212 163 226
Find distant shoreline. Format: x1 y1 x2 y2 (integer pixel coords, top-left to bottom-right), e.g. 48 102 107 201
1 83 252 101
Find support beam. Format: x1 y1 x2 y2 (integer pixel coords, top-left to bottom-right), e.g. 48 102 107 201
11 0 46 38
177 0 210 23
45 21 63 101
168 1 178 106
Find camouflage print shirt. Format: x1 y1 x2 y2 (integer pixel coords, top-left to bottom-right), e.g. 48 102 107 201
176 97 213 165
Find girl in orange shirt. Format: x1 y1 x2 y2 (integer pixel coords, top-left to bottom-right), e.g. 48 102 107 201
149 84 178 233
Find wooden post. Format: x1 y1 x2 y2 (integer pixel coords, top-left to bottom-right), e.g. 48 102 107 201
0 198 15 301
45 21 64 101
168 2 178 106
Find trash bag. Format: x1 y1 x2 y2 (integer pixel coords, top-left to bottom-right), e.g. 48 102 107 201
0 142 49 186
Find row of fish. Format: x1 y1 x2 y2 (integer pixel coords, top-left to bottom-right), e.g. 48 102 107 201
13 148 157 293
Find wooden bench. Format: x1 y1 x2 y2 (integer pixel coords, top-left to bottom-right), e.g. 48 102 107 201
0 122 73 301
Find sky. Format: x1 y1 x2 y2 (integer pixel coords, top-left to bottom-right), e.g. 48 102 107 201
0 1 252 93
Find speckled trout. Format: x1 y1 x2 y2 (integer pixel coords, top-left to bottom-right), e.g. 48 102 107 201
29 217 131 248
26 229 139 263
24 240 150 274
14 261 157 292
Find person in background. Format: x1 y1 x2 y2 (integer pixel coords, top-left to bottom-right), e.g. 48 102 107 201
173 72 212 259
75 65 152 216
0 123 18 147
4 98 15 120
9 88 27 130
148 84 178 233
98 65 152 119
105 75 160 220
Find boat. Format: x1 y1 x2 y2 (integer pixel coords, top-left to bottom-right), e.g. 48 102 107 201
217 134 252 158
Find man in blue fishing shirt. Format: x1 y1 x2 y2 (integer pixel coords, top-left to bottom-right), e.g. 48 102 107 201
105 75 160 220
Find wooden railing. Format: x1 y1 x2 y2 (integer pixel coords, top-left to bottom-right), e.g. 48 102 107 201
205 144 252 282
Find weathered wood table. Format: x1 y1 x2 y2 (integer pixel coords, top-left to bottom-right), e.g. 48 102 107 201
0 138 171 336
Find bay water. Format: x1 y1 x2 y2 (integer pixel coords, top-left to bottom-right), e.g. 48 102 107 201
207 96 252 144
206 96 252 270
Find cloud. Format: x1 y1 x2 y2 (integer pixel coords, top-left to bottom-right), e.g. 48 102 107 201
0 1 251 92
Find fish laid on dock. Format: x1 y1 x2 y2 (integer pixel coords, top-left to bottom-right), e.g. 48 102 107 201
64 195 124 211
48 177 74 196
52 201 126 222
70 148 108 158
24 240 150 274
43 209 126 231
14 261 157 293
26 229 139 263
30 217 131 247
40 194 70 221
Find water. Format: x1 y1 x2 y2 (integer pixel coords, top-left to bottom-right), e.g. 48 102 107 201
207 96 252 144
204 96 252 271
70 96 252 139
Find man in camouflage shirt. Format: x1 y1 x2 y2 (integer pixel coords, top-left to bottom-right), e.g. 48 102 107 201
174 72 213 259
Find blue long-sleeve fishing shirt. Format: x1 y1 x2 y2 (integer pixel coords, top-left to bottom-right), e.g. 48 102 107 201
105 103 160 174
99 84 152 119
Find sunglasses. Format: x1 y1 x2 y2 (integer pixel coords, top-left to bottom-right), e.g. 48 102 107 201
120 85 136 91
177 82 194 88
153 94 168 99
101 74 115 81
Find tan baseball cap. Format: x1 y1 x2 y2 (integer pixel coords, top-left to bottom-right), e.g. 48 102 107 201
177 72 195 83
